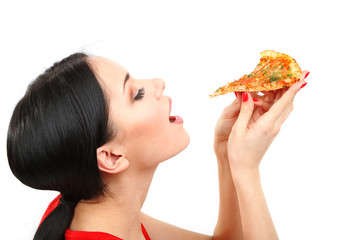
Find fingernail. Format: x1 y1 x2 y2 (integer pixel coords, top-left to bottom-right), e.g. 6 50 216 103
304 72 310 79
253 98 258 102
300 82 307 89
235 92 239 97
242 92 248 102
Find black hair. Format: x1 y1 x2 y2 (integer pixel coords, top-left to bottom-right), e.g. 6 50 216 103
7 52 114 240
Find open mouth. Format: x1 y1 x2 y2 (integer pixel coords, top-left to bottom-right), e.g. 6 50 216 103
169 115 183 124
169 116 176 123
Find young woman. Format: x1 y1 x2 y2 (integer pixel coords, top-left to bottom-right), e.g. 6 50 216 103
7 52 309 240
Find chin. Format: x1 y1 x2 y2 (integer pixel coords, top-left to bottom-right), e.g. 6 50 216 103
177 128 190 152
162 130 190 163
183 130 190 149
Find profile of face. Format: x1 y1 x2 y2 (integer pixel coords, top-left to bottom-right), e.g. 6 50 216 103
89 57 190 171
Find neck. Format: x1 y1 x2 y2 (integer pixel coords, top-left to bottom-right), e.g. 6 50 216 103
70 164 157 239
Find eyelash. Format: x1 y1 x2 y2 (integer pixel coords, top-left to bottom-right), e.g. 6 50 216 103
134 87 145 100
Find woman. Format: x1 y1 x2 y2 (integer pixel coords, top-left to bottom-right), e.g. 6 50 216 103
7 52 309 240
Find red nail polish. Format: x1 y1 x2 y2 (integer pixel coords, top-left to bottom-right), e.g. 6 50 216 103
253 98 258 102
304 72 310 79
300 83 307 89
242 92 248 102
235 92 239 97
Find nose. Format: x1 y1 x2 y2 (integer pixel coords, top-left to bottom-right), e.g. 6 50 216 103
153 78 165 99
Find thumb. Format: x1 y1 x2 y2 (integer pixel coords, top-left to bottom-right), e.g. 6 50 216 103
234 92 254 132
218 93 242 120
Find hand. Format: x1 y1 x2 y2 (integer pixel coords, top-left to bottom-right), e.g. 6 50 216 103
228 71 309 176
214 95 242 158
213 89 281 157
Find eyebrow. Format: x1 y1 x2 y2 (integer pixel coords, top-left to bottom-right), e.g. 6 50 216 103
123 73 130 94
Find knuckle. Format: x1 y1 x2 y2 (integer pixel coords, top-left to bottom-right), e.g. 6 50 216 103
290 104 294 111
258 122 279 136
224 104 233 111
258 123 272 135
220 107 232 118
289 87 299 97
241 104 252 112
273 126 281 136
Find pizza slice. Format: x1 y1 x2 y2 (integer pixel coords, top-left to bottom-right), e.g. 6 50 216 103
210 50 302 97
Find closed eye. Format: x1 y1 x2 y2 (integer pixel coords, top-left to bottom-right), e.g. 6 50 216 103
134 87 145 100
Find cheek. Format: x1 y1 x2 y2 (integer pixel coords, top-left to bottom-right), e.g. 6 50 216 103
115 103 189 167
121 108 171 161
130 106 168 138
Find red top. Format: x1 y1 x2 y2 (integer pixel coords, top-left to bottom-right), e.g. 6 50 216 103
40 194 151 240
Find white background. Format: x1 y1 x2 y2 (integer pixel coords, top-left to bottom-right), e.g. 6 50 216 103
1 0 359 239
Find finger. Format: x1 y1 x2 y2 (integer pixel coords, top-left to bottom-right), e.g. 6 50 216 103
234 92 254 132
274 102 294 130
275 77 307 124
274 70 310 124
261 71 309 125
251 107 264 122
220 93 242 119
250 92 261 102
262 86 297 123
254 98 272 111
261 91 276 100
273 88 289 103
300 70 310 81
287 70 309 93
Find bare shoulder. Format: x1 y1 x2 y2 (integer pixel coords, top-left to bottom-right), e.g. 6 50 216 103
140 212 213 240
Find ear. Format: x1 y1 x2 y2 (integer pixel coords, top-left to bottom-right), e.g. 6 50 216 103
97 146 129 174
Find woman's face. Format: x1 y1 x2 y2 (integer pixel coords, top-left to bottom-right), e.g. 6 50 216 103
90 57 190 169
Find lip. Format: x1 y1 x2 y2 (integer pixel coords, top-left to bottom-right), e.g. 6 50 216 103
168 97 184 124
170 115 184 124
168 97 172 116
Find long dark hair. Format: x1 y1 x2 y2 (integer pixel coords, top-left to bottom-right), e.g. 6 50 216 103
7 53 114 240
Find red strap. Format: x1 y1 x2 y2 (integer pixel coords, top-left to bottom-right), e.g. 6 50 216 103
39 194 62 226
65 229 123 240
40 195 151 240
141 223 151 240
65 226 150 240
